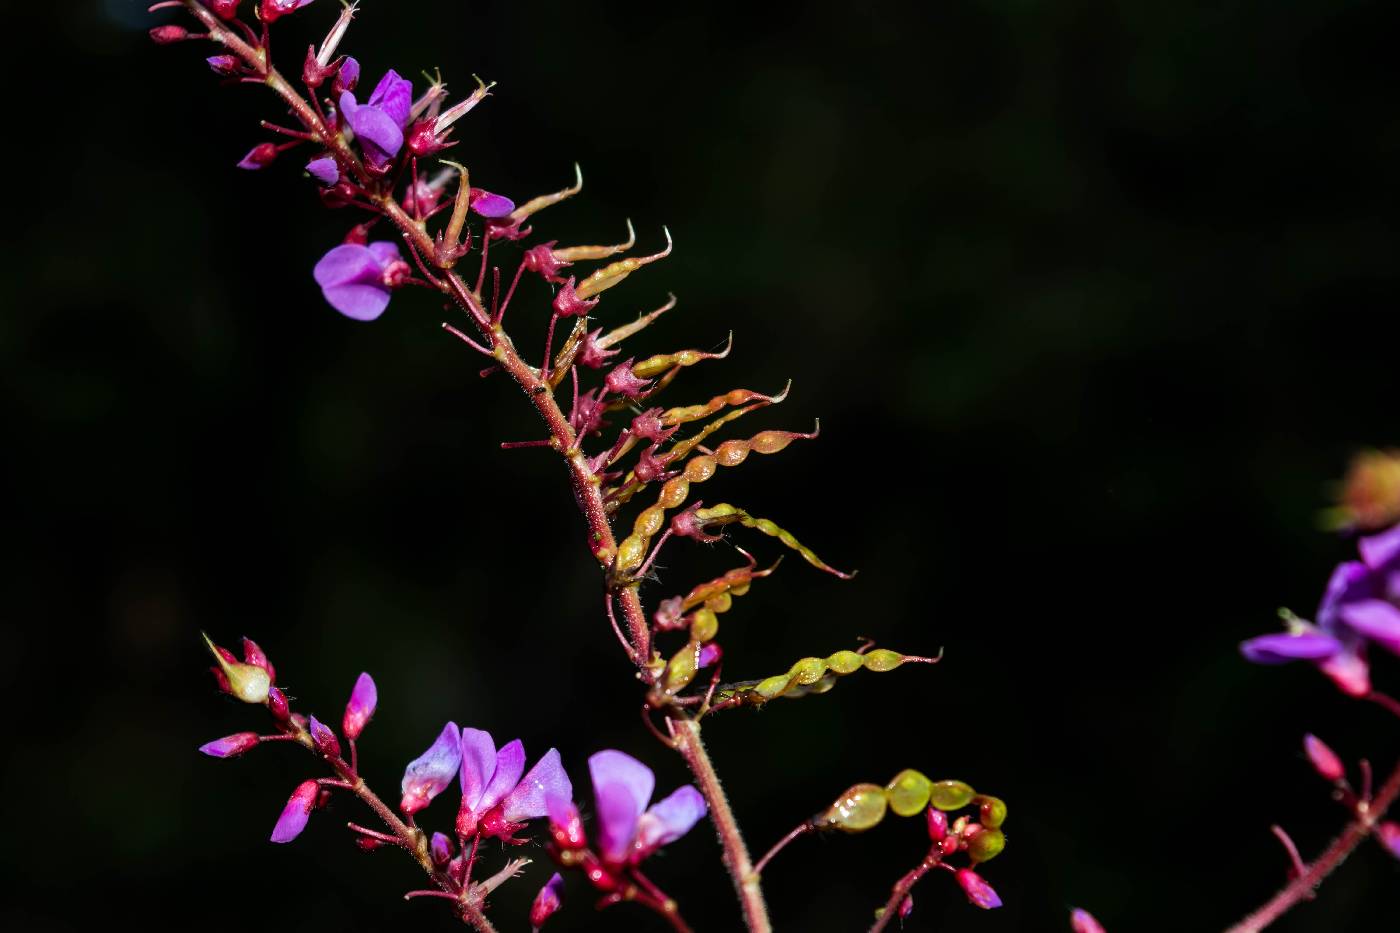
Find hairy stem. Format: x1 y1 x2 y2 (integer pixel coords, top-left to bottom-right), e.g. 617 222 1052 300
182 5 767 926
1223 756 1400 933
671 718 771 933
868 853 939 933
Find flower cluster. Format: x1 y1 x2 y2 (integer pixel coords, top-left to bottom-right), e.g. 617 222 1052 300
1241 522 1400 696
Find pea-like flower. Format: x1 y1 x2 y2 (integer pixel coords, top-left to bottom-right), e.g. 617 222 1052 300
457 728 572 841
586 749 707 865
339 69 413 168
313 240 410 321
400 722 462 815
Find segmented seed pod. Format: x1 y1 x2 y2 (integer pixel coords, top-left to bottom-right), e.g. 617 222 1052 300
928 780 976 811
817 783 889 832
631 333 732 378
691 503 854 579
573 229 672 299
662 383 791 427
714 647 934 708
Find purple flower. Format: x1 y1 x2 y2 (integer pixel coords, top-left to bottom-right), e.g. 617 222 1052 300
342 672 377 740
306 156 338 186
954 868 1002 910
198 731 260 758
588 749 707 865
530 872 565 929
1379 821 1400 861
456 729 572 840
430 831 453 867
470 188 516 218
312 241 408 321
335 56 360 94
400 722 462 815
271 779 319 843
1070 908 1107 933
339 69 413 167
308 714 341 758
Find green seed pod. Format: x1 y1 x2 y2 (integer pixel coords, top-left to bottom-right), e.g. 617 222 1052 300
711 646 937 710
967 828 1005 864
975 795 1007 829
573 229 672 300
755 675 790 699
885 769 933 817
689 606 719 643
928 780 976 811
789 657 826 685
664 640 700 694
692 503 854 579
862 649 906 672
818 783 889 832
826 650 863 674
630 332 731 377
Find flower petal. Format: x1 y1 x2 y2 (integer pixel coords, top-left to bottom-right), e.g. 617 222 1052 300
306 156 339 186
1318 644 1371 697
1360 524 1400 572
400 722 462 814
271 780 319 843
342 672 377 740
368 69 414 127
470 189 516 218
635 784 707 852
502 748 573 823
479 738 526 812
1239 630 1341 663
589 749 655 862
322 283 392 321
458 728 497 813
314 244 381 288
1317 561 1375 631
1339 599 1400 654
367 240 403 269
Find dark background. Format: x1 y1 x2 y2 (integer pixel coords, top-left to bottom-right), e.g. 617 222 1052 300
7 0 1400 929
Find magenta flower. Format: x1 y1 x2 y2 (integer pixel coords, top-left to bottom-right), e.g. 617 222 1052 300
587 749 707 865
198 731 260 758
1070 907 1107 933
271 779 319 843
306 156 338 186
342 672 377 740
457 729 572 840
1303 733 1345 782
339 69 413 168
1379 821 1400 860
470 189 515 219
954 868 1002 909
400 722 462 815
308 715 341 758
313 241 409 321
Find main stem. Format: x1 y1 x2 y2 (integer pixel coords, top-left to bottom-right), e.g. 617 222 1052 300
185 6 771 928
1224 757 1400 932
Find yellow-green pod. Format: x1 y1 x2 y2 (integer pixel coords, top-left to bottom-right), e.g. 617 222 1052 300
885 769 933 817
689 607 719 642
818 783 889 832
967 828 1005 864
707 591 733 614
975 795 1007 829
664 642 698 693
826 650 863 674
788 657 826 685
862 649 906 672
928 780 975 811
614 535 647 576
755 675 789 699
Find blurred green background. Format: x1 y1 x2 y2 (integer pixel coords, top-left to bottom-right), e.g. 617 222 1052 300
6 0 1400 929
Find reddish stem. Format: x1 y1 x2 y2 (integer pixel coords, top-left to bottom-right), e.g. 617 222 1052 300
868 851 941 933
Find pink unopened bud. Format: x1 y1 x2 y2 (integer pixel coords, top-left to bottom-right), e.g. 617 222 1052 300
241 637 275 683
149 25 190 45
899 894 914 922
199 732 261 758
207 0 241 18
604 360 650 399
267 685 291 722
1070 907 1107 933
430 831 453 867
259 0 314 24
954 869 1002 910
1379 821 1400 860
237 142 280 171
926 807 948 842
552 277 599 318
355 835 385 851
342 672 377 740
530 872 565 930
308 715 341 759
697 642 722 669
206 55 241 76
1303 734 1345 782
271 780 319 843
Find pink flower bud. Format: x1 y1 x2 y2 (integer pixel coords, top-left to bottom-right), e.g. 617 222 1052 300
267 685 291 722
697 642 722 669
241 637 275 683
199 732 261 758
1379 821 1400 860
308 715 341 759
149 25 190 45
207 0 242 19
206 55 241 76
430 831 453 867
400 722 462 815
1071 907 1107 933
342 672 377 740
237 142 280 171
355 835 385 851
530 872 564 929
954 869 1002 910
271 780 319 843
1303 734 1345 782
926 807 948 842
259 0 315 24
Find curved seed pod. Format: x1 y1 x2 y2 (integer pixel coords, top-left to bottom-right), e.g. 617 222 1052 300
658 558 779 695
974 795 1007 829
596 294 677 351
712 647 936 708
612 427 819 578
663 639 704 694
574 228 672 299
816 783 889 832
928 780 976 811
547 317 591 388
552 218 636 263
886 769 934 817
680 556 781 612
692 503 855 579
662 382 791 427
631 332 733 379
502 163 583 227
